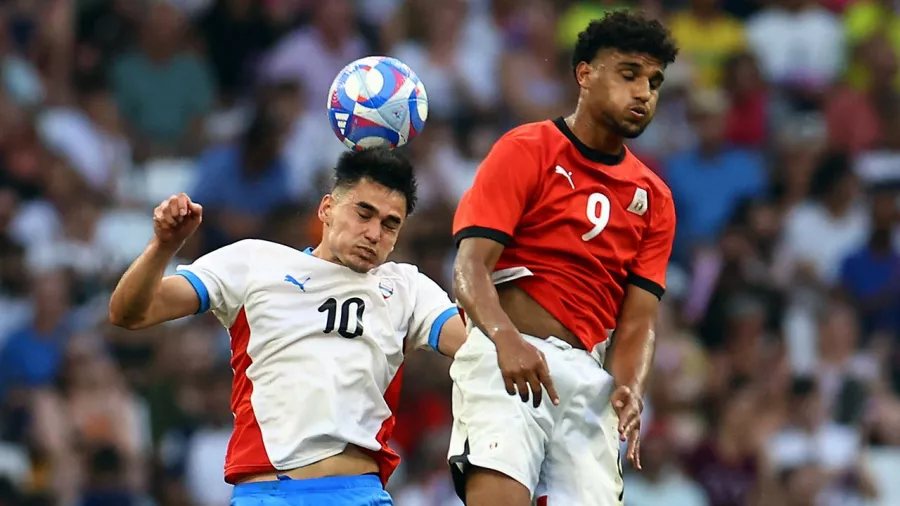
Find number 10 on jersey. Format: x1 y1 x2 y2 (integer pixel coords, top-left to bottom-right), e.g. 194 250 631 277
318 297 366 339
582 192 610 241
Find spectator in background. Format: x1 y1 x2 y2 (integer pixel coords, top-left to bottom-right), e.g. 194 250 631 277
111 1 214 159
779 153 868 287
497 1 568 124
746 0 844 92
767 376 876 505
0 8 43 109
814 301 879 425
666 88 767 262
722 53 769 148
686 385 766 506
31 335 148 506
392 0 485 122
839 187 900 336
261 0 365 111
198 0 275 101
625 422 709 506
191 106 293 251
668 0 746 90
826 33 899 154
160 368 233 506
37 75 132 195
0 272 73 402
843 0 900 91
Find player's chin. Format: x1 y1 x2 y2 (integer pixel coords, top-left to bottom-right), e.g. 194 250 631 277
619 121 649 139
346 251 381 272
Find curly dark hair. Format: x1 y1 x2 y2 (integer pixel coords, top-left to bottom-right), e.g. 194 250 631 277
572 11 679 74
333 147 418 216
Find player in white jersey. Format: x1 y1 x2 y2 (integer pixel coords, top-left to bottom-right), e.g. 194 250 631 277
109 148 467 506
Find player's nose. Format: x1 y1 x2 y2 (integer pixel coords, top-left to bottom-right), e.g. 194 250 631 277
632 81 652 103
362 222 381 244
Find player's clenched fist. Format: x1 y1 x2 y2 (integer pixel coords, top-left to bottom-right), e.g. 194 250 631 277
153 193 203 246
494 329 560 408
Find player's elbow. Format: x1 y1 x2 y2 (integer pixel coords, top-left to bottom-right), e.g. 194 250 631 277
108 298 149 330
108 309 147 330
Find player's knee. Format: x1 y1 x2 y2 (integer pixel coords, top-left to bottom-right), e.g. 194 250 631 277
465 467 532 506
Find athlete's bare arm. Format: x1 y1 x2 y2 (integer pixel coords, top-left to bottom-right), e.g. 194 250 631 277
109 194 203 329
606 285 659 469
454 237 560 407
433 314 466 358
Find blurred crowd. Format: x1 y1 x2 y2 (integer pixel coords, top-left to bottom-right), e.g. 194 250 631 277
0 0 899 505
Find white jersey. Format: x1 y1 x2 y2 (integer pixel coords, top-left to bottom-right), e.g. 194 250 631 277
175 239 458 484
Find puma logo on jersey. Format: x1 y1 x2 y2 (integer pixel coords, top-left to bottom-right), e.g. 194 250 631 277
627 188 648 216
554 165 575 189
285 275 311 291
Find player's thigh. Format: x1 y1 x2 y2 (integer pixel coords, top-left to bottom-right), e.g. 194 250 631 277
536 371 622 506
465 467 532 506
447 330 553 502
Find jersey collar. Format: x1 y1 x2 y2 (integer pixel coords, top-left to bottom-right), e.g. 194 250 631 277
553 116 626 166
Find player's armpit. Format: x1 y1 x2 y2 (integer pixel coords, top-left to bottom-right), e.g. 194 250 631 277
452 135 540 246
627 191 676 299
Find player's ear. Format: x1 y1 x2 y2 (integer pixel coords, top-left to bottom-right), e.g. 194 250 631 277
575 61 594 89
318 194 335 226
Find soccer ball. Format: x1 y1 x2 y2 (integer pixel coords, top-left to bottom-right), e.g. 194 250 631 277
327 56 428 150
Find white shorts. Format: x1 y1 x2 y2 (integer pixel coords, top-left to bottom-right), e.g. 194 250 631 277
447 327 623 506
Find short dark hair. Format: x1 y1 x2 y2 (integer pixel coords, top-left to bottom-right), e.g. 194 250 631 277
333 147 418 215
572 11 679 74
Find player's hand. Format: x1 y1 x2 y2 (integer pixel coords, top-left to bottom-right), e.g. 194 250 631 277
494 330 560 408
611 384 643 470
153 193 203 247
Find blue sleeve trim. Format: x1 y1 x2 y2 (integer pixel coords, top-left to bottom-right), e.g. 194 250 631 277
428 307 459 352
175 271 210 314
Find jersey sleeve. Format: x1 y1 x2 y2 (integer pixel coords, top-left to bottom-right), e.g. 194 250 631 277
453 134 541 246
175 239 255 327
407 272 459 353
627 190 676 299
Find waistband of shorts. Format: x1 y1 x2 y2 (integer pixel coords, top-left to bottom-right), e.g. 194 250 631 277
521 333 610 365
232 474 381 495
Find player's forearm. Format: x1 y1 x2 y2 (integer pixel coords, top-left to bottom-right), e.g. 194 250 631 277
606 323 656 399
109 238 179 328
453 260 518 345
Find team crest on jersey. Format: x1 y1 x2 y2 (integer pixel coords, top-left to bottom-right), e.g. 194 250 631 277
378 278 395 299
627 188 649 216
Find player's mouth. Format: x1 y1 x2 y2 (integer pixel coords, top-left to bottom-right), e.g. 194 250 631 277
356 245 377 259
628 106 648 120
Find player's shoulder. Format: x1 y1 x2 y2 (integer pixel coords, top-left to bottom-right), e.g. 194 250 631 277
371 261 422 283
372 261 445 293
495 119 566 152
222 238 293 255
213 239 307 267
624 149 673 203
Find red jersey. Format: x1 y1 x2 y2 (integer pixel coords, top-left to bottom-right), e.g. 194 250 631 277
453 118 675 350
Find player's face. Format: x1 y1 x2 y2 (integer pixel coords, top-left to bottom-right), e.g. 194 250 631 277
577 50 665 139
318 178 407 273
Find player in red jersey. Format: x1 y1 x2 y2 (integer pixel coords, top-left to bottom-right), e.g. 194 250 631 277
447 12 679 506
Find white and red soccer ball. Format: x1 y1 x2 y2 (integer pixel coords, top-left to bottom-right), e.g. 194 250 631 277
327 56 428 150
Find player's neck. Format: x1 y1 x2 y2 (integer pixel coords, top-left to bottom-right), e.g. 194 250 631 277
564 112 625 157
311 244 343 266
